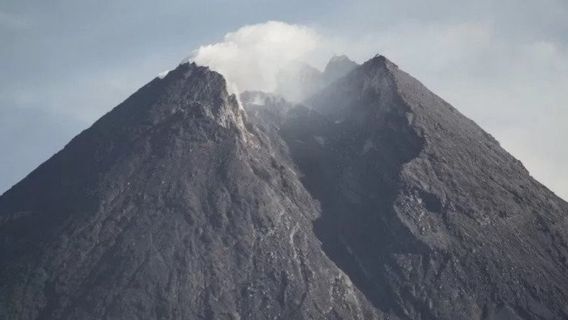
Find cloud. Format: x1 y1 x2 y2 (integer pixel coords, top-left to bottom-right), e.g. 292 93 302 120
192 21 320 93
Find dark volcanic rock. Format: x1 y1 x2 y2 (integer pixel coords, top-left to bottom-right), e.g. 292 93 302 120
2 53 568 320
0 63 381 320
246 55 568 319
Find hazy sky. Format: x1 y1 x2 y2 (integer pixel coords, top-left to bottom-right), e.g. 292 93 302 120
1 0 567 199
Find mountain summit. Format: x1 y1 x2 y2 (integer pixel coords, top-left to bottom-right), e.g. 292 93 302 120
0 61 380 320
1 55 568 320
321 55 359 85
274 55 568 319
275 55 359 102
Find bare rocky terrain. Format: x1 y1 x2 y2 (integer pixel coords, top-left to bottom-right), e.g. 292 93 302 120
1 55 568 320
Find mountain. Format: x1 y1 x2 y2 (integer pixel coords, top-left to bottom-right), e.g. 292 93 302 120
274 55 359 102
275 62 323 102
321 55 359 86
271 55 568 319
245 56 568 319
1 55 568 320
0 63 380 320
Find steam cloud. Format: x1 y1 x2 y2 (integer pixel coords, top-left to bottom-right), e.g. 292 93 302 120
192 21 320 93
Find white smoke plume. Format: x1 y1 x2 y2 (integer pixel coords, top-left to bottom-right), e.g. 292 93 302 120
192 21 320 93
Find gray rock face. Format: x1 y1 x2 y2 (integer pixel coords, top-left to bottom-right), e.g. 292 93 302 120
1 54 568 320
248 56 568 319
0 63 380 320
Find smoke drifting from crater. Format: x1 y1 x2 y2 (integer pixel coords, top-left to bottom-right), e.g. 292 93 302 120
192 21 321 93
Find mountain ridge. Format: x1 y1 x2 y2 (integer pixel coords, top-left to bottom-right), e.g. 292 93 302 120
247 53 568 318
0 60 383 320
1 54 568 320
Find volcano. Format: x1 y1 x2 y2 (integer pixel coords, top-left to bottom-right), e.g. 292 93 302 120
1 55 567 320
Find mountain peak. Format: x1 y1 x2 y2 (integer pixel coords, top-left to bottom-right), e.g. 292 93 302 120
275 62 322 102
0 51 385 319
328 54 353 63
322 54 359 83
2 52 568 320
359 54 398 72
150 61 246 131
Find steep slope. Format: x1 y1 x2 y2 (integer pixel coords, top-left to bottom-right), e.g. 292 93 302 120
0 63 382 320
321 55 359 86
253 55 568 320
3 52 568 320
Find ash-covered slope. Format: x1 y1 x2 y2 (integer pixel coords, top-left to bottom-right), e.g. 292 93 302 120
2 53 568 320
244 55 568 319
0 63 381 320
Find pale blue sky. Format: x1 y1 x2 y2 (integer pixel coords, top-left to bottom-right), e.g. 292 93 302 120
1 0 567 198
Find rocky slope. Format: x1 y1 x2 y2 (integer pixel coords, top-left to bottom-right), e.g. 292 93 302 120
245 56 568 319
1 54 568 320
0 63 381 320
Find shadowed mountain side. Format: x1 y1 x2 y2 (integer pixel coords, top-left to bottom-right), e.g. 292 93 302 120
244 55 568 320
